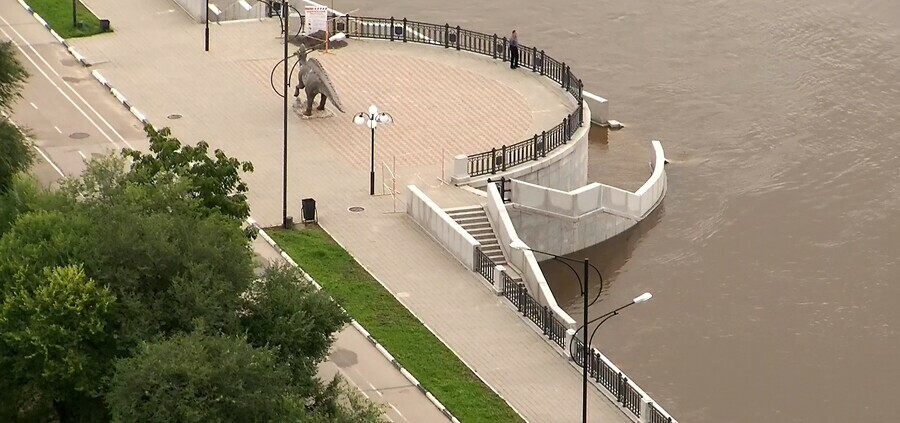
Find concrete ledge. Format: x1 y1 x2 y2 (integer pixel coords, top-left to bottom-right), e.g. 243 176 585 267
484 182 576 329
405 185 481 271
583 91 609 125
453 100 592 192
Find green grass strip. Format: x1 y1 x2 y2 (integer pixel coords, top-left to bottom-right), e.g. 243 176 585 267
270 226 523 423
26 0 107 39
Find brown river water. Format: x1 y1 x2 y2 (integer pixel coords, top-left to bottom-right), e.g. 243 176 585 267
338 0 900 421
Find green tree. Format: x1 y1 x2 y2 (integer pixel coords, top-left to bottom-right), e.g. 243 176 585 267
241 264 349 391
0 40 32 193
0 264 115 422
107 332 299 423
123 125 254 221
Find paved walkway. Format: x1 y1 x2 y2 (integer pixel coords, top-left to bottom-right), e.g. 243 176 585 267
70 2 631 421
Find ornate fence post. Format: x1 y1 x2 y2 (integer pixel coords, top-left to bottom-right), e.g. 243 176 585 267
542 306 550 336
617 373 625 403
444 24 449 48
490 147 497 174
529 46 536 71
402 18 408 42
540 50 546 75
501 145 508 171
532 134 539 161
492 34 497 59
579 79 584 126
541 131 546 151
389 17 395 41
562 62 568 88
455 25 461 50
563 117 570 142
517 284 526 313
502 37 508 62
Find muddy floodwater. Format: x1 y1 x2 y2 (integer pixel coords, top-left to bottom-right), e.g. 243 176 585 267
341 0 900 421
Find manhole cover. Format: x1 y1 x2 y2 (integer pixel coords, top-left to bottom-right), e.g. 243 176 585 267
167 114 183 120
69 132 90 139
348 206 365 213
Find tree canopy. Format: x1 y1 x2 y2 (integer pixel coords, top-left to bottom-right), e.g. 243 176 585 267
0 40 32 194
0 119 381 421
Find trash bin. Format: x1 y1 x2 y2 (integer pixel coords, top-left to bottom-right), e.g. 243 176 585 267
301 198 317 223
100 19 110 32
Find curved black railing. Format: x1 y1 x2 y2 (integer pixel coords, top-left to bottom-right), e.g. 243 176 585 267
332 16 585 177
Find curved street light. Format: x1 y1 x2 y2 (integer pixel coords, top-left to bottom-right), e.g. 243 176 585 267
510 239 602 423
510 239 653 423
353 105 393 195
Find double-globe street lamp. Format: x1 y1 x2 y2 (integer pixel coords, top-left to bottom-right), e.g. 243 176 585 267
352 105 393 195
509 240 652 423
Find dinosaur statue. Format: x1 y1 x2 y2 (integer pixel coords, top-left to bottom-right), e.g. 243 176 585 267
292 44 345 116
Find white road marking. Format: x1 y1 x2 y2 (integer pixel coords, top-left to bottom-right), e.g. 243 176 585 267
54 125 62 133
0 13 135 150
389 404 406 421
33 145 65 178
29 102 37 109
368 382 384 396
78 150 87 159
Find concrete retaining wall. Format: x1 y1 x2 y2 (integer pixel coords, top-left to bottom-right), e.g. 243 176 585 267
406 185 481 271
484 183 576 329
508 141 667 256
452 101 592 192
583 91 608 125
171 0 272 23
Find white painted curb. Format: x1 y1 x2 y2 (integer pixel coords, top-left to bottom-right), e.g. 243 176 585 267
247 219 463 423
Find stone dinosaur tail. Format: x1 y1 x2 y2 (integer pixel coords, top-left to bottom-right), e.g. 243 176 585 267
307 58 345 113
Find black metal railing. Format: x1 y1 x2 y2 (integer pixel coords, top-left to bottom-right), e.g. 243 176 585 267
334 15 585 178
570 337 654 418
474 247 495 283
502 279 566 349
647 404 674 423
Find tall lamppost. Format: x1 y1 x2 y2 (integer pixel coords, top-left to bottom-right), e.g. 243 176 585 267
280 0 290 227
353 105 393 195
204 0 210 51
510 241 653 422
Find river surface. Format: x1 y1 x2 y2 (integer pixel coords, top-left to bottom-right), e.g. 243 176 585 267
339 0 900 421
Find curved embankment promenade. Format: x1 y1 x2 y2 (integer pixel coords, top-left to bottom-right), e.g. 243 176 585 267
382 11 675 422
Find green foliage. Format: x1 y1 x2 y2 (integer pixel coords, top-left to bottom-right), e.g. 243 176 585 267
0 145 380 421
23 0 107 39
0 41 28 109
0 264 115 422
123 126 254 221
241 264 349 391
107 332 298 423
0 41 32 193
0 175 42 236
270 226 524 423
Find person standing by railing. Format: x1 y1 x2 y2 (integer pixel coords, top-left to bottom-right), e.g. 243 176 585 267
509 30 520 69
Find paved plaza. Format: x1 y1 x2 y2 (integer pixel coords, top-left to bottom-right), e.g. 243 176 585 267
66 1 632 421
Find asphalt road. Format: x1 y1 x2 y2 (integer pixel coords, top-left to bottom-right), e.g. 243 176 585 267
1 3 447 422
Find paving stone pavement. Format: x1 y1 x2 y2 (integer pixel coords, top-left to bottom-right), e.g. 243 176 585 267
70 2 631 421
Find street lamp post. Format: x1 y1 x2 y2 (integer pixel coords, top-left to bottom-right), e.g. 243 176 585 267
281 0 290 228
510 240 601 423
353 105 393 195
510 241 653 423
204 0 210 51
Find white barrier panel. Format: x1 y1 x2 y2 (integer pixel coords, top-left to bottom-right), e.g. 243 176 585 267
511 140 666 221
485 183 576 328
406 185 481 270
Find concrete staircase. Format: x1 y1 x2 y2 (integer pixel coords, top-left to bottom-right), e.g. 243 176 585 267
445 206 523 283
